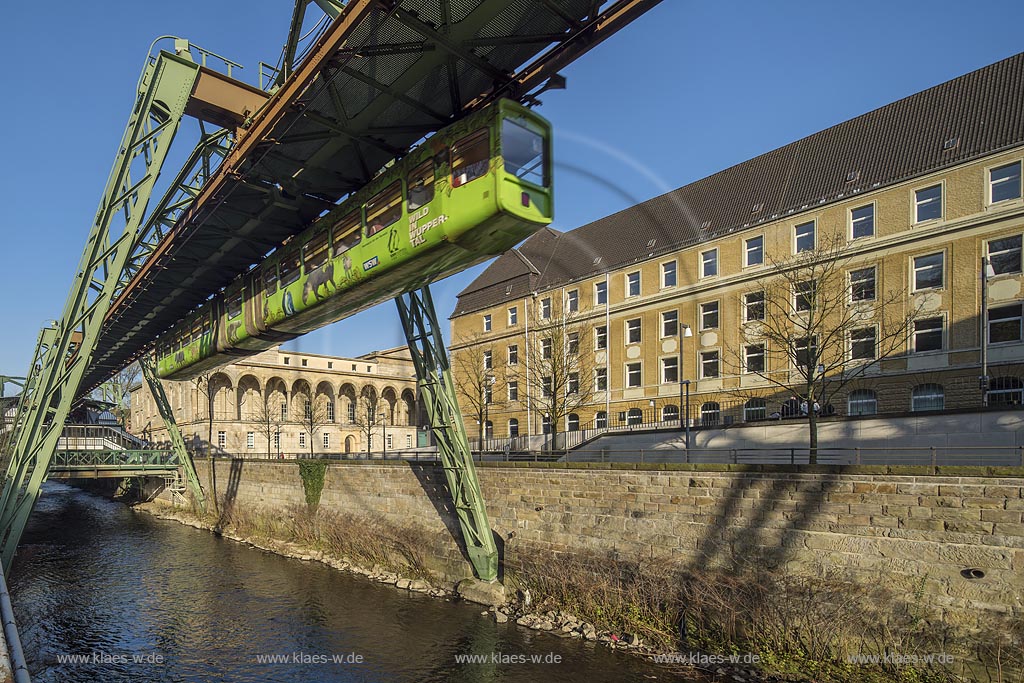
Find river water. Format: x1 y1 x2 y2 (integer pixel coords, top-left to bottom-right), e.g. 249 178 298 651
9 483 692 682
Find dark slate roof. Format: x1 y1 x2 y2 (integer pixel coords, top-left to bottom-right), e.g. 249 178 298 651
454 51 1024 317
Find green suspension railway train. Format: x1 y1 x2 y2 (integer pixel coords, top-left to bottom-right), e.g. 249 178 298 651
155 99 552 380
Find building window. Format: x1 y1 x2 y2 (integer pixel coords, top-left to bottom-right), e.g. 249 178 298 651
283 357 290 365
508 380 518 402
323 433 330 449
701 249 718 278
217 431 226 450
745 235 764 266
990 162 1022 203
662 260 677 287
661 310 678 337
744 344 765 373
246 432 255 449
915 184 942 222
743 291 765 322
990 303 1023 343
508 344 518 365
542 376 552 397
913 317 944 352
848 389 877 416
566 289 579 313
662 405 679 422
595 325 607 350
700 351 719 379
540 298 551 319
700 402 720 426
700 301 719 330
304 400 312 420
327 401 335 422
911 384 944 412
595 411 607 429
988 235 1023 275
483 314 491 332
626 272 640 297
328 362 333 369
566 413 580 432
386 434 393 450
299 432 306 448
662 357 679 383
794 336 817 368
795 220 815 252
626 408 642 426
484 384 492 405
508 418 519 438
626 363 642 388
989 377 1024 407
850 327 876 360
406 434 412 448
567 373 579 395
595 281 607 305
795 281 815 312
568 332 579 355
347 402 356 423
541 338 552 360
508 306 518 326
913 252 944 290
744 398 767 422
851 204 875 239
850 267 876 302
273 431 281 451
595 367 608 391
483 350 492 370
626 318 642 344
541 414 552 434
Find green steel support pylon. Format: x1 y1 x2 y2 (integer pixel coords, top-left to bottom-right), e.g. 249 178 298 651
0 45 203 572
395 286 498 582
140 356 206 512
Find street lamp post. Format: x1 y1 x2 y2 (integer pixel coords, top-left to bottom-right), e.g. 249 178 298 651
679 323 693 449
981 256 995 407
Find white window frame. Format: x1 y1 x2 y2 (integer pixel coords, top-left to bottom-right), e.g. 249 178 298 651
850 203 875 240
744 235 764 267
987 234 1023 276
912 316 944 353
989 160 1022 205
743 291 765 322
323 432 330 448
661 260 677 288
217 431 226 450
794 220 815 253
847 389 877 416
743 343 765 374
911 384 945 412
541 337 552 360
595 367 608 391
661 310 678 338
849 266 876 303
700 248 718 278
848 326 877 361
595 325 607 350
989 302 1023 345
912 252 945 292
661 356 679 384
625 362 642 388
914 183 943 224
299 432 306 449
482 314 491 332
595 281 607 305
699 350 720 379
483 350 492 370
508 344 518 365
626 271 641 297
700 301 719 330
508 380 519 402
508 306 518 326
566 289 579 313
540 297 551 319
625 318 642 344
246 432 255 449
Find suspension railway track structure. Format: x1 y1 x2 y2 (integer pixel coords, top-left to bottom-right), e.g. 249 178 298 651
0 0 662 578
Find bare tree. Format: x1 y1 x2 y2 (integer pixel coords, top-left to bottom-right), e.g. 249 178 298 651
523 307 595 450
97 363 141 427
250 392 284 459
728 232 919 460
191 371 216 457
452 332 504 451
350 389 380 457
298 393 331 458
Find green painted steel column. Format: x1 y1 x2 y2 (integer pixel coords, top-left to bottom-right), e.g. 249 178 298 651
140 356 206 512
0 48 202 571
396 286 498 581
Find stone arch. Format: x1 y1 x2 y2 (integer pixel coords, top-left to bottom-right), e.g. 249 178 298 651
209 372 234 420
291 379 312 421
360 384 378 421
315 381 335 422
400 389 416 426
339 383 357 424
380 386 399 424
236 375 262 420
344 435 355 454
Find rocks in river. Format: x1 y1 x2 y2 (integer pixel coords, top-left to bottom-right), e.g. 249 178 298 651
396 579 412 589
409 580 430 592
494 610 509 623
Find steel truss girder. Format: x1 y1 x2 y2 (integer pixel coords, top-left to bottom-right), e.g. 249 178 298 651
0 49 202 572
139 356 206 511
395 286 498 582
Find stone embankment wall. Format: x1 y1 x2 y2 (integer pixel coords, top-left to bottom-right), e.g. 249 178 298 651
192 459 1024 629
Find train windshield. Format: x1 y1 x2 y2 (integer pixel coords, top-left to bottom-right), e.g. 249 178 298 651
502 118 546 187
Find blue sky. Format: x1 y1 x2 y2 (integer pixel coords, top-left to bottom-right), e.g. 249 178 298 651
1 1 1023 377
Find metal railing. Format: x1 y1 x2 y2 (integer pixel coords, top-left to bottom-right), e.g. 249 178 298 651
50 450 179 471
58 425 147 451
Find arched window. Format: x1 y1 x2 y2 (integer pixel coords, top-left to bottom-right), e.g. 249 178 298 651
743 398 766 422
508 418 519 438
847 389 877 416
542 414 552 434
989 377 1024 407
701 402 721 426
911 384 944 412
344 436 354 454
662 404 679 422
627 408 643 426
567 413 580 431
595 411 607 429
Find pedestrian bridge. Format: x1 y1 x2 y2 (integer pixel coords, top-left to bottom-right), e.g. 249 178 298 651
48 449 180 479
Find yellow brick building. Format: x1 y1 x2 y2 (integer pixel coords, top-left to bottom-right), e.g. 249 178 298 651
450 52 1024 441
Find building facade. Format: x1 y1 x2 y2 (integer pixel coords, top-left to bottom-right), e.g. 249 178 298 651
451 53 1024 441
130 346 421 456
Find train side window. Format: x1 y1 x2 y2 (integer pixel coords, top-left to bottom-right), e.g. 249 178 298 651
365 181 403 237
227 291 243 319
502 117 546 187
303 231 329 271
263 266 278 298
279 248 302 287
407 160 435 211
332 212 362 256
452 129 489 187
